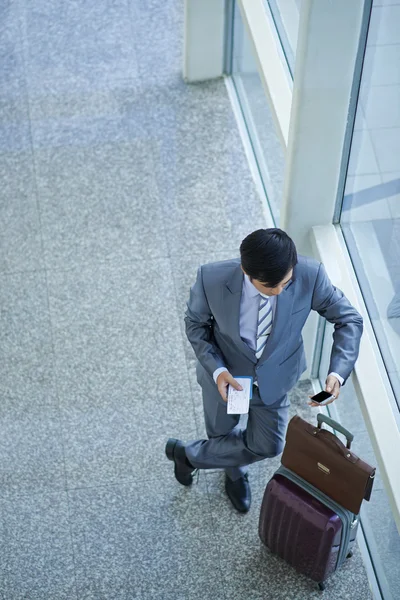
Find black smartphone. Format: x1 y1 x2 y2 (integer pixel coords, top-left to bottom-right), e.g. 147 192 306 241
310 390 334 405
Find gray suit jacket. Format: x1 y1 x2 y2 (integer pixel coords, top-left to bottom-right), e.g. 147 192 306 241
185 255 363 406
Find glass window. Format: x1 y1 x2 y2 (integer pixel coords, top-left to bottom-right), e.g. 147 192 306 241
231 1 285 223
266 0 302 77
340 0 400 408
319 323 400 598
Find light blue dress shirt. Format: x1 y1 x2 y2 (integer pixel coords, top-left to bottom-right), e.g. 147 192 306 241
213 274 343 388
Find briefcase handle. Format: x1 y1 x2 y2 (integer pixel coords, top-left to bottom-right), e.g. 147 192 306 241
317 414 354 449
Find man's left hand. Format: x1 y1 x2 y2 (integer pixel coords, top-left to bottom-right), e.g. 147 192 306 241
308 374 341 407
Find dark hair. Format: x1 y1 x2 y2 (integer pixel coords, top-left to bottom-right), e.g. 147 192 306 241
240 228 298 287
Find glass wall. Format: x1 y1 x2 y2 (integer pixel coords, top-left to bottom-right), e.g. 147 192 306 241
319 322 400 598
320 3 400 594
230 1 286 223
340 0 400 409
266 0 301 76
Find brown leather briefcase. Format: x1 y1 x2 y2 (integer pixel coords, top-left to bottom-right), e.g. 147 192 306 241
281 413 376 514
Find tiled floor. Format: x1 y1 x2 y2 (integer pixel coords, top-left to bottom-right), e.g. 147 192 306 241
0 1 373 598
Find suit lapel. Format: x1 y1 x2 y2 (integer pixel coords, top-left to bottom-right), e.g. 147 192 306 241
258 281 295 365
225 265 257 364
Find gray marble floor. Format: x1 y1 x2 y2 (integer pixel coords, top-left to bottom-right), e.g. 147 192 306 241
0 0 372 598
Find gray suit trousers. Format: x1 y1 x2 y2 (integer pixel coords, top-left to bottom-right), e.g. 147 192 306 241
185 380 290 481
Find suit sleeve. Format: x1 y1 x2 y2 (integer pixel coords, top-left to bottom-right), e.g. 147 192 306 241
311 263 363 385
184 267 226 378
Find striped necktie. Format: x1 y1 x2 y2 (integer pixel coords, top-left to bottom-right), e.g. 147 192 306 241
256 294 273 359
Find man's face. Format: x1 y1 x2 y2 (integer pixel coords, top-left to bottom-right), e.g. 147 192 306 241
242 267 293 296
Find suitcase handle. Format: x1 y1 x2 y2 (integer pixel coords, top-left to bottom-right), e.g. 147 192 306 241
317 414 354 449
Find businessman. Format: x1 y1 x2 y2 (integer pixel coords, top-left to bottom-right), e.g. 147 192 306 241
166 229 363 512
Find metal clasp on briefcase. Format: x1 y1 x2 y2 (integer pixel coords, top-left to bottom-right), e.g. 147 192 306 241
317 462 330 475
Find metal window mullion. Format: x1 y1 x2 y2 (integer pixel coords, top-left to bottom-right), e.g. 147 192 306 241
223 0 235 75
333 0 373 224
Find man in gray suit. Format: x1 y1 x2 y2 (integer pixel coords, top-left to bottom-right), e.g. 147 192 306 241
166 229 363 512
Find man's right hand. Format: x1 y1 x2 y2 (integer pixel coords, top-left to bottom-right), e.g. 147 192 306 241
216 371 243 402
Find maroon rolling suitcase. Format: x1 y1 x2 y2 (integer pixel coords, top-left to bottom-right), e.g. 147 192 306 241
259 414 375 590
259 467 359 591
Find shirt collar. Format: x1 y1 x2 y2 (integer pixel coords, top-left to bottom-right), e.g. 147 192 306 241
244 274 271 299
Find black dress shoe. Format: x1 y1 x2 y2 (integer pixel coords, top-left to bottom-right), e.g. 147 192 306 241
225 473 251 513
165 438 196 486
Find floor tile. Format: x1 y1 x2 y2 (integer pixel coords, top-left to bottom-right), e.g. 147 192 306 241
0 121 32 153
29 80 147 148
21 0 139 85
288 378 315 423
0 355 57 410
0 83 29 129
0 152 44 273
0 491 76 600
69 473 226 600
60 392 197 489
214 143 270 241
148 82 265 258
27 76 144 122
185 356 209 439
0 1 25 94
0 400 65 499
0 271 52 362
31 113 148 150
54 356 191 411
0 4 36 156
0 79 31 152
130 0 183 87
33 141 168 268
55 362 197 489
377 551 400 596
47 259 182 368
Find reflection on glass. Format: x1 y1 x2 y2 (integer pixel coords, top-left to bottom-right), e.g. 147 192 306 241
319 323 400 597
266 0 301 76
341 0 400 407
231 2 285 223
